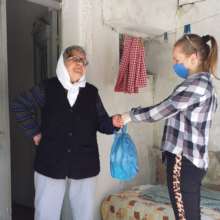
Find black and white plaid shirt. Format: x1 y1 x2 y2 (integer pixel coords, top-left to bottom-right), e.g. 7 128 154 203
129 72 218 169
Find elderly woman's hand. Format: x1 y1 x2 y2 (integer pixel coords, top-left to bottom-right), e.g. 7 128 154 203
33 133 42 146
112 114 123 128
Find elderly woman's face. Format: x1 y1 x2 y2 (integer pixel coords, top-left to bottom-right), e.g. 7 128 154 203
64 50 88 83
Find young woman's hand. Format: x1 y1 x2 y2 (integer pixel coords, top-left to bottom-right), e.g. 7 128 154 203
33 133 42 146
121 113 131 125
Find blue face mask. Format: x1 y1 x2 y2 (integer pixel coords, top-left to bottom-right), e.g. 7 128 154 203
173 63 189 79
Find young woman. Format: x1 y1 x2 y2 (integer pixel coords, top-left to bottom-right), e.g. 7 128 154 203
122 34 218 220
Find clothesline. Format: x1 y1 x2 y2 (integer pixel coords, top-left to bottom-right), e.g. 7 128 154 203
147 9 220 41
103 9 220 42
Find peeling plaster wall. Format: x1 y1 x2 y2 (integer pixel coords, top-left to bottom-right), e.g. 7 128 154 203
61 1 220 219
61 0 80 48
102 0 220 38
102 0 177 37
146 16 220 152
61 1 155 220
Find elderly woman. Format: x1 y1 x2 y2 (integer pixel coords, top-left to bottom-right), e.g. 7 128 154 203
12 45 122 220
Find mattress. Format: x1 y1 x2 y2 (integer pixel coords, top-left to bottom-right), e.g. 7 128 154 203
101 185 220 220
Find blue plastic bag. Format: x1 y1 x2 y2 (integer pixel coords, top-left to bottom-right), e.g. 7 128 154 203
110 125 139 181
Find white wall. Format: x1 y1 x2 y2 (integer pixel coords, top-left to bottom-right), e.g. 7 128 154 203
102 0 220 152
102 0 220 38
61 1 220 220
61 0 80 48
61 0 156 220
145 9 220 152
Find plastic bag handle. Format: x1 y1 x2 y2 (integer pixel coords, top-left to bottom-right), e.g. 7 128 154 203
121 124 127 133
114 125 128 135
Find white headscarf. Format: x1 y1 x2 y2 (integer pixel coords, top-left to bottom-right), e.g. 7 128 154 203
56 51 86 107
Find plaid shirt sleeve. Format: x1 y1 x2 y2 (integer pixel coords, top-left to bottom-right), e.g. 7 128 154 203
129 78 211 122
11 82 45 137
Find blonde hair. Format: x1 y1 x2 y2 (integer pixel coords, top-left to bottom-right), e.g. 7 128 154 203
174 34 218 78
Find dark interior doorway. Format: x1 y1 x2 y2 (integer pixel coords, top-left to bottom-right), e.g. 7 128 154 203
6 0 60 218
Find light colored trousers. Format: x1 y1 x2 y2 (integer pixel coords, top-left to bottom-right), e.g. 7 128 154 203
34 172 96 220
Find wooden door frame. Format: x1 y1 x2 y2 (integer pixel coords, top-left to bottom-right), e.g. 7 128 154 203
26 0 61 10
0 0 12 219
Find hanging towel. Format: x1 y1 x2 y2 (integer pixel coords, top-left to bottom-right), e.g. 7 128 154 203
114 35 147 93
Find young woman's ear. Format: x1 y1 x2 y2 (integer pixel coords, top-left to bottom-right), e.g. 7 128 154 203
190 53 199 66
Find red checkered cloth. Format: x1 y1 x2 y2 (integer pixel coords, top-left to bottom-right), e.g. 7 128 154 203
114 35 147 93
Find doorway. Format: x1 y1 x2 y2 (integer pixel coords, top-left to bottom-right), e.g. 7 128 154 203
6 0 60 219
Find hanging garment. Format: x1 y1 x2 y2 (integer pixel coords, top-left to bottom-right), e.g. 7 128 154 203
114 35 147 93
